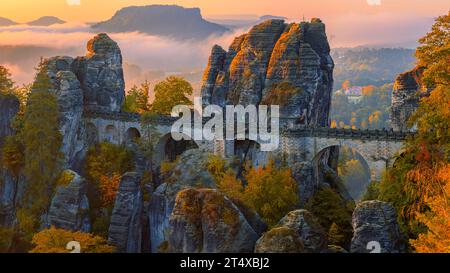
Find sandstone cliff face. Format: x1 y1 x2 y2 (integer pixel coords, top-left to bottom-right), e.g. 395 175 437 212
108 172 143 253
0 94 19 146
72 33 125 113
350 201 405 253
148 149 217 252
167 188 260 253
390 67 429 132
0 94 20 227
36 33 125 168
276 209 327 253
45 170 90 232
201 19 334 126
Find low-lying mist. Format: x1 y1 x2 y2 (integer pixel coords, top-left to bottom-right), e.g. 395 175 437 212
0 22 247 89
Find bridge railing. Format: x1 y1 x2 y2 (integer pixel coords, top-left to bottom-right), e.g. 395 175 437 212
83 110 413 141
283 126 412 141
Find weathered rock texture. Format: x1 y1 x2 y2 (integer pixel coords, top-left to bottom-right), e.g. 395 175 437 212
45 170 90 232
0 94 20 227
167 188 259 253
350 201 405 253
0 93 19 146
72 33 125 112
148 149 217 252
201 19 334 126
254 226 304 253
291 161 317 204
37 33 125 168
276 209 327 253
108 172 143 253
391 67 429 132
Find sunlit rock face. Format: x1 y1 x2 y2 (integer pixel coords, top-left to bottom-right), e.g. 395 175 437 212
201 19 334 126
390 66 430 132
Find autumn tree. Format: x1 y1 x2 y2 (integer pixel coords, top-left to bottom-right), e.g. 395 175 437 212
30 226 115 253
0 65 14 95
379 13 450 240
341 79 351 90
122 81 151 113
410 164 450 253
19 63 63 235
207 156 298 227
415 12 450 87
150 76 193 115
84 142 134 236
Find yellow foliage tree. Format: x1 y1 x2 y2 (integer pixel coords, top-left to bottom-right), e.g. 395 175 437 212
30 227 115 253
243 159 299 227
207 156 298 227
410 164 450 253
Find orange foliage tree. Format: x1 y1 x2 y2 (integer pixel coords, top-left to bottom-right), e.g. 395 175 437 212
410 164 450 253
30 226 115 253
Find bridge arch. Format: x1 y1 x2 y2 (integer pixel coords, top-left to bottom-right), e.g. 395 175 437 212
125 127 141 144
155 133 200 163
312 145 372 200
104 124 119 143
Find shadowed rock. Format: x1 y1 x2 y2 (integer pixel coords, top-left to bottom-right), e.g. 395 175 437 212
350 200 405 253
168 188 259 253
276 209 327 252
108 172 143 253
46 170 90 232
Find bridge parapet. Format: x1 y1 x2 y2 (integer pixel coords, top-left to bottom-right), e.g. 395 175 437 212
82 110 177 125
283 126 412 141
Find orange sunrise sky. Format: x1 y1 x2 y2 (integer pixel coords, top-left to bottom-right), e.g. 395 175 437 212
0 0 448 22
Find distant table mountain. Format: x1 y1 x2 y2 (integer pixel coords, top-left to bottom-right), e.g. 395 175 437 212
0 17 18 27
91 5 229 40
26 16 66 26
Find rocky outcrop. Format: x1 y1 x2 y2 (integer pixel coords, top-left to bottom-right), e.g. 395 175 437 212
254 226 304 253
72 33 125 113
167 188 259 253
0 94 20 227
201 19 334 126
43 58 84 168
148 149 217 252
108 172 143 253
291 161 317 205
391 67 429 132
276 209 327 252
253 209 327 253
0 93 19 146
45 170 90 232
36 33 125 168
350 201 405 253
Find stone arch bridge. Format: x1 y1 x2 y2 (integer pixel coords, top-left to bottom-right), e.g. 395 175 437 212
82 111 410 181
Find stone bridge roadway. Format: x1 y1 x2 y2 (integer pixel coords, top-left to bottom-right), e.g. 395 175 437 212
82 110 411 181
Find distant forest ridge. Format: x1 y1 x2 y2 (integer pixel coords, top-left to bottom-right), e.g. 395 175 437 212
332 47 416 89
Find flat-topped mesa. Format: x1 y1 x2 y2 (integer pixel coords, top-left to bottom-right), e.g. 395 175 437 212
201 18 334 127
390 66 430 132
